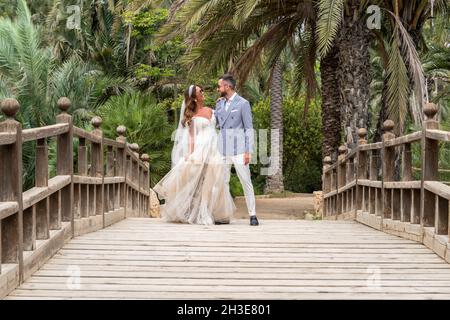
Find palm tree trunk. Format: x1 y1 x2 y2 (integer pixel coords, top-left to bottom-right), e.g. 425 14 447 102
265 56 285 193
374 76 389 143
337 5 371 150
321 43 341 162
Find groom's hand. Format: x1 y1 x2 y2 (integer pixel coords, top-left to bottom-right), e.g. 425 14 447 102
244 152 251 165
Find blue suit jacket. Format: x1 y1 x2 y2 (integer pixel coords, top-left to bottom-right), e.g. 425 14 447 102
214 93 254 156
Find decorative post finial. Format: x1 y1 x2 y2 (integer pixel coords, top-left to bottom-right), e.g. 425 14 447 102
141 154 150 163
1 98 20 119
382 119 395 141
57 97 71 114
357 128 367 145
423 103 439 130
117 125 126 136
91 116 102 129
323 156 332 167
338 145 347 159
130 143 139 157
423 102 438 120
116 125 126 144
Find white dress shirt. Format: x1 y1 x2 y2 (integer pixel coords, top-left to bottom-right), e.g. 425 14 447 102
225 92 237 112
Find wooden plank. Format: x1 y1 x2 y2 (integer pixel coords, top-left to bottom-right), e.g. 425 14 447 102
357 179 382 188
384 181 421 189
38 265 450 275
104 177 125 184
426 129 450 142
12 283 450 294
7 290 450 300
73 126 102 143
73 175 102 185
103 137 125 149
7 218 450 300
0 132 16 145
22 123 69 142
22 277 450 288
22 175 71 210
0 202 19 220
337 180 356 193
384 131 422 147
424 181 450 200
359 142 382 151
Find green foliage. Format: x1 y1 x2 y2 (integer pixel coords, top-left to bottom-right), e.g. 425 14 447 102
253 95 323 193
0 0 131 189
124 8 168 36
97 91 173 186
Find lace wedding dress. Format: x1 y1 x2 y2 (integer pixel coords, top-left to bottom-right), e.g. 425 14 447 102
153 113 236 225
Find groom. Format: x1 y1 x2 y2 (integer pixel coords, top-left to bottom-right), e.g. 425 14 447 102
215 74 259 226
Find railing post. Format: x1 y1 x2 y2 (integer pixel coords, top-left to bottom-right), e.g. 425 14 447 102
382 120 395 219
75 137 87 220
421 103 439 228
322 156 332 216
337 145 347 214
35 138 50 241
141 154 150 216
0 99 23 280
116 126 127 215
130 143 140 216
55 98 73 234
356 128 367 212
91 117 104 224
401 142 413 223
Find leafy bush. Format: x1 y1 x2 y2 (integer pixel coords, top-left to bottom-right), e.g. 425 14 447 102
97 91 173 186
252 95 323 193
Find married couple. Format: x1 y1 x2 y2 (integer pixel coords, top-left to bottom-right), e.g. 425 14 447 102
153 74 259 226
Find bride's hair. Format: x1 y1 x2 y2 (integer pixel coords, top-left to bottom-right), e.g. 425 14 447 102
182 84 198 127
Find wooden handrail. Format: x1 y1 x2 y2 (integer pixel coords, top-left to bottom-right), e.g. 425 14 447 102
22 123 69 142
321 102 450 263
0 132 16 145
0 97 152 297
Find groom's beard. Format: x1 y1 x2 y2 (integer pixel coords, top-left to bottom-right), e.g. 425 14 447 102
219 91 227 98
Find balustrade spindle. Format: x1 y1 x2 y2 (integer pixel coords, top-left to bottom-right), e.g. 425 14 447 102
382 120 396 219
56 98 73 224
421 103 439 228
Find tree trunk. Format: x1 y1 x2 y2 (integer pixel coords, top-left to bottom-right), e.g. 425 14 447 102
374 76 389 143
320 43 341 162
265 57 285 193
336 6 371 150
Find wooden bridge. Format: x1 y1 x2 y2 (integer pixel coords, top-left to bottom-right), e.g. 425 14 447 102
1 98 450 299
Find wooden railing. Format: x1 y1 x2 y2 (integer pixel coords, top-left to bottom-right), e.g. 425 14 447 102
322 103 450 263
0 97 151 297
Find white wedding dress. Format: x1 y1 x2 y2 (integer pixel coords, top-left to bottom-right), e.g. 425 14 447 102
153 113 236 225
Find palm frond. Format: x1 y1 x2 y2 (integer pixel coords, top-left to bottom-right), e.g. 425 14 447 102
316 0 344 57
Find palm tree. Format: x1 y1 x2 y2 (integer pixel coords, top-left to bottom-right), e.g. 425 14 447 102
265 56 285 193
320 43 341 161
158 0 318 193
0 0 132 188
371 0 448 140
97 91 173 186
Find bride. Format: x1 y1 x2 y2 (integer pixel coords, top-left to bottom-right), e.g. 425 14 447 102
153 84 236 225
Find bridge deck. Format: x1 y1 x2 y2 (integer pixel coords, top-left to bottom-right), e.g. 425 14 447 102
6 218 450 299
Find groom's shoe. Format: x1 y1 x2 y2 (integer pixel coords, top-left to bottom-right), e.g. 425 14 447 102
250 216 259 226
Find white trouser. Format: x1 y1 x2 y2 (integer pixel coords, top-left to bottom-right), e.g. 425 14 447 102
223 153 256 217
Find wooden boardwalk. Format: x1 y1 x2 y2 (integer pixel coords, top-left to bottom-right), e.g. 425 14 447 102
6 218 450 300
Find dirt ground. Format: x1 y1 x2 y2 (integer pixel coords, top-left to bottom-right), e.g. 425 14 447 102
232 193 315 220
